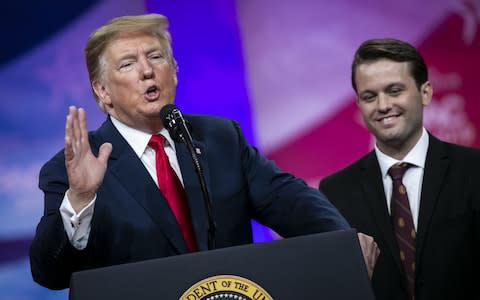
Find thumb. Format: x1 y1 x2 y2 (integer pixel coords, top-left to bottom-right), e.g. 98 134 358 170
98 142 113 164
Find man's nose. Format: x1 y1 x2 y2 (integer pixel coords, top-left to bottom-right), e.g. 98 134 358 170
377 93 392 112
139 57 154 79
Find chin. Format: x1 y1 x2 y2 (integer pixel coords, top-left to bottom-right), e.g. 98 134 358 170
144 102 164 111
380 133 407 147
375 129 400 142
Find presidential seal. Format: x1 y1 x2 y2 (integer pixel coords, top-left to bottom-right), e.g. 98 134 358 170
179 275 273 300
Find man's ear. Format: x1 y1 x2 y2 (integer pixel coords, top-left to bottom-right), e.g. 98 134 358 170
92 80 111 105
420 81 433 106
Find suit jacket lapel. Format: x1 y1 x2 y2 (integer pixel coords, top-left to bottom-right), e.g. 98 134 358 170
416 134 449 261
360 152 403 272
96 118 188 253
175 138 211 251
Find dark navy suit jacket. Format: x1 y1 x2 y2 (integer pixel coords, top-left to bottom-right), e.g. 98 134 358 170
320 134 480 300
30 115 349 289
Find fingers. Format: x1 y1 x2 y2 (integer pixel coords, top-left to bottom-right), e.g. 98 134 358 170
63 106 108 206
98 143 113 165
72 107 82 154
78 107 88 147
65 106 90 158
64 106 77 160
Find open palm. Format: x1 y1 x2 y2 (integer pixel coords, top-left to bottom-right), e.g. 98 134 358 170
64 106 112 212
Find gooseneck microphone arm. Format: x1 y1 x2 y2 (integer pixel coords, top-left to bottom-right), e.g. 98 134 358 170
160 104 216 250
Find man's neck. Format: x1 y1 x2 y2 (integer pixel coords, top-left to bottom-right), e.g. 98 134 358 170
376 130 424 160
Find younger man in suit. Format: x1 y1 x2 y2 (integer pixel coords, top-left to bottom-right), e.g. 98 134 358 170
319 38 480 300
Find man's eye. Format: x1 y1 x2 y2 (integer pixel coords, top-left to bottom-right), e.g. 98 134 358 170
149 54 164 62
388 86 404 96
119 62 134 70
389 89 401 95
361 94 376 102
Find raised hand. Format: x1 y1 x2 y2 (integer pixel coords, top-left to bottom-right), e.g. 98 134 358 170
64 106 112 213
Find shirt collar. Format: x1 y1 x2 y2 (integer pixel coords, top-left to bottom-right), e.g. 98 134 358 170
375 127 429 179
110 116 176 158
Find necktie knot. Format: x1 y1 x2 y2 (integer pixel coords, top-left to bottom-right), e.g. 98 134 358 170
148 134 166 151
388 163 410 181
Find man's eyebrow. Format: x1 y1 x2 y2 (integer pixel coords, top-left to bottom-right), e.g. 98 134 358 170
358 89 375 96
116 50 137 61
145 46 164 53
385 82 406 89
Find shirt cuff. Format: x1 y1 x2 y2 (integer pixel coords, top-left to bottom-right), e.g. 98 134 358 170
59 190 96 250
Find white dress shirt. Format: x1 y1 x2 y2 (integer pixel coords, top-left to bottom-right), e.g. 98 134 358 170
59 116 184 249
375 128 429 230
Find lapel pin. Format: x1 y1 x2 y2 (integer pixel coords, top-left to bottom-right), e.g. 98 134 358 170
195 148 202 155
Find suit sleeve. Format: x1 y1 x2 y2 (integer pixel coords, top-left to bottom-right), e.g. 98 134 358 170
473 154 480 295
29 153 91 290
233 121 350 236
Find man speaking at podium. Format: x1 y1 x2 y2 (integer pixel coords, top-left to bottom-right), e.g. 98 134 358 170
29 13 378 290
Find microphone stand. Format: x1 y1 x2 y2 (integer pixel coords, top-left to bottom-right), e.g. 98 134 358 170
176 119 216 251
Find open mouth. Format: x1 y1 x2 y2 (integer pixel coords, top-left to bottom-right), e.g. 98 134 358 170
145 85 160 100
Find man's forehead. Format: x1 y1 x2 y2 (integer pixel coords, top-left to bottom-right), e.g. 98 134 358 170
357 59 409 74
104 33 164 57
109 32 161 47
356 60 411 85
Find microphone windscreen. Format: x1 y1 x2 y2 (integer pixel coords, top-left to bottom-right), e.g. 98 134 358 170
160 104 178 129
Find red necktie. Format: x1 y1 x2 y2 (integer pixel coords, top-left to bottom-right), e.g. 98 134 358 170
148 134 198 252
389 163 415 300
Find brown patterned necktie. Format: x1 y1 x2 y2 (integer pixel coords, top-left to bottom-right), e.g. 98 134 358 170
388 163 415 300
149 134 198 252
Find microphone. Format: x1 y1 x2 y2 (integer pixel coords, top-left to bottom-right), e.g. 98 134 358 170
160 104 216 250
160 104 189 143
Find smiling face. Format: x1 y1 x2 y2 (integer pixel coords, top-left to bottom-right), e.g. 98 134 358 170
93 31 177 133
355 59 432 159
